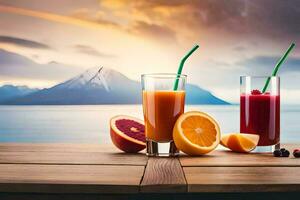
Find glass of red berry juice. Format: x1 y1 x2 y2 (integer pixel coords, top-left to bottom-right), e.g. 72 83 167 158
240 76 280 152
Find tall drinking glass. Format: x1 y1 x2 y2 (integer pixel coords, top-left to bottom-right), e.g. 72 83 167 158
240 76 280 152
141 74 186 157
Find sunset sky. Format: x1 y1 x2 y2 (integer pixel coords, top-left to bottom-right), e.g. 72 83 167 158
0 0 299 103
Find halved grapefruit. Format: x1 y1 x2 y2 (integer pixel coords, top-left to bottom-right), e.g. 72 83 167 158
110 115 146 153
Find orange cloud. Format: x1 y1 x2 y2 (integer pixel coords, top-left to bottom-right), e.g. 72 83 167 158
99 0 202 41
0 4 114 30
0 4 172 43
70 8 118 28
0 3 181 44
128 21 176 43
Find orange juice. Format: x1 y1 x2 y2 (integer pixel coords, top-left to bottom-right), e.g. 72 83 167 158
142 90 185 142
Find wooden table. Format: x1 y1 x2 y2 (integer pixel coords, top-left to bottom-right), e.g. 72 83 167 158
0 143 299 200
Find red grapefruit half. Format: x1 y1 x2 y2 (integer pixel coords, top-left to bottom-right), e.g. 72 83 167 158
110 115 146 153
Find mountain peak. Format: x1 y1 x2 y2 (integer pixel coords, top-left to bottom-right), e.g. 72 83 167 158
54 66 130 91
86 67 109 91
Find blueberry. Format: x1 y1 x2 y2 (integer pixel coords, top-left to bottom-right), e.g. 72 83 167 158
280 148 286 152
281 150 290 157
273 150 282 157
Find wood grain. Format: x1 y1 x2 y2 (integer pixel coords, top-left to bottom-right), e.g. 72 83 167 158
184 167 300 193
0 151 147 166
0 143 132 153
140 158 186 193
180 148 300 167
0 164 144 193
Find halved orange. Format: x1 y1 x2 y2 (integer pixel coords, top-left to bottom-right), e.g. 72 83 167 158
173 111 220 155
221 133 259 153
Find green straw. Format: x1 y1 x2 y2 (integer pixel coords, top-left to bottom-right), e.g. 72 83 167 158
262 43 296 93
173 44 199 90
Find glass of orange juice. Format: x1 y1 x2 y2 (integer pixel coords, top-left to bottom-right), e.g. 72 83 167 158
141 74 186 157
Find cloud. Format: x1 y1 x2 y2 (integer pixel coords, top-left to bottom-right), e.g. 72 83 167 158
99 0 300 42
128 21 176 43
70 8 176 43
0 48 82 81
233 46 247 52
0 35 51 49
73 44 115 57
0 3 178 44
0 4 114 30
237 56 300 75
70 8 119 28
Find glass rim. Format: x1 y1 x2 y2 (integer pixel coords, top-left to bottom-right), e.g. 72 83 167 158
240 75 280 78
141 73 187 79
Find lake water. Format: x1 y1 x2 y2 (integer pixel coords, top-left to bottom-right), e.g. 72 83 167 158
0 105 299 143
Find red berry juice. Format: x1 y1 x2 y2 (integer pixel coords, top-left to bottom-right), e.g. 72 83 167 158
240 90 280 146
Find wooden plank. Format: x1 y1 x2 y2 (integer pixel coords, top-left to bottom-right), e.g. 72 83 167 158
184 167 300 193
0 151 147 166
0 193 145 200
1 193 300 200
0 164 144 193
180 145 300 167
0 143 126 153
140 158 186 193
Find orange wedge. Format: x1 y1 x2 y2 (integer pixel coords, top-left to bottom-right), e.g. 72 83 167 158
173 111 220 155
221 133 259 153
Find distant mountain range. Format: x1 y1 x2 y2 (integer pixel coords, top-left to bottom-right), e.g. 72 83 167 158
0 85 38 102
0 67 229 105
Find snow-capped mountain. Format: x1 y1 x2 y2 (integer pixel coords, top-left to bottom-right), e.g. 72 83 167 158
2 67 229 105
54 67 130 91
